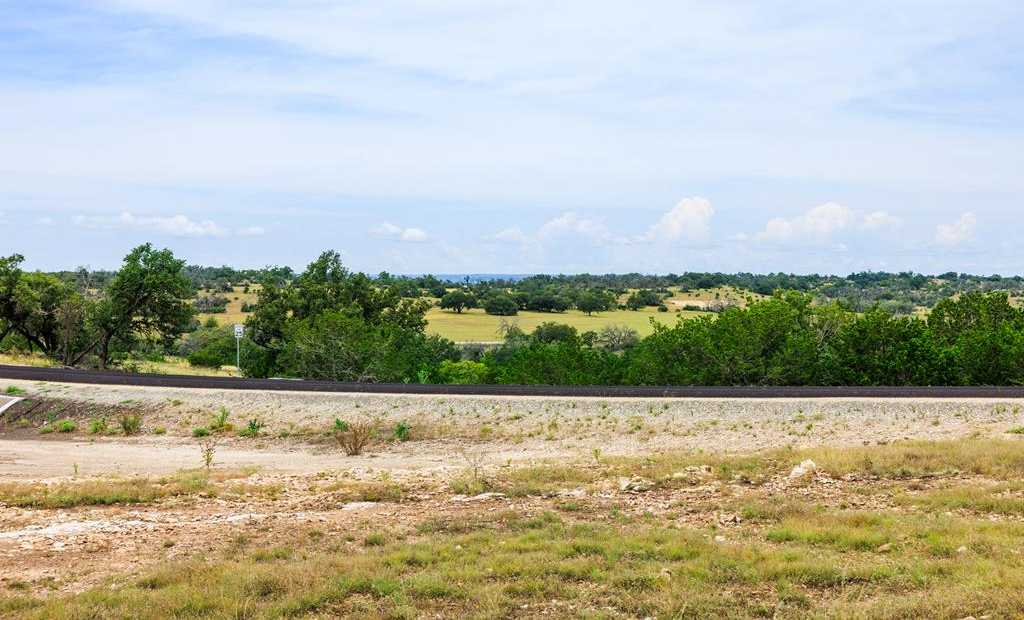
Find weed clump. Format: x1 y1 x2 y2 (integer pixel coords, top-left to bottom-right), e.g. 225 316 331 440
88 417 109 435
119 413 143 436
333 418 374 456
393 421 411 442
210 407 232 433
239 418 265 438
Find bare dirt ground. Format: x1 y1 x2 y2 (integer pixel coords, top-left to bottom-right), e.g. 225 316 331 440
2 379 1024 605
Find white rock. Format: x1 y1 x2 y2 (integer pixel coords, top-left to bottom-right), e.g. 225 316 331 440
618 477 654 492
788 459 817 480
341 501 379 511
452 492 506 503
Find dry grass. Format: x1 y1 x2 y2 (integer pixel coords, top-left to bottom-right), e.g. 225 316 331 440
424 306 701 342
4 439 1024 617
195 286 260 328
0 469 269 509
0 353 56 368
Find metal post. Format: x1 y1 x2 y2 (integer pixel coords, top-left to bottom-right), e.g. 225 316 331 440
233 324 244 375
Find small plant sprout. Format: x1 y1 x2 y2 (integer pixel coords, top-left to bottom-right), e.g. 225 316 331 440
199 438 218 470
240 418 265 438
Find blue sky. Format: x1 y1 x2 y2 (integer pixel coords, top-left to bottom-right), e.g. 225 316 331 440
2 1 1023 274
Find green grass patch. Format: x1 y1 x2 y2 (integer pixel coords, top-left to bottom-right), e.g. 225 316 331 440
8 508 1024 618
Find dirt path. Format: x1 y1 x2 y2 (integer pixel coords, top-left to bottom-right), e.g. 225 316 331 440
0 436 579 480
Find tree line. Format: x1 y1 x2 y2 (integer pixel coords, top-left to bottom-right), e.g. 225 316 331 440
5 247 1024 386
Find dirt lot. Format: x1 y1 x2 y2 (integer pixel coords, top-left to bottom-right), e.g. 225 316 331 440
2 382 1024 618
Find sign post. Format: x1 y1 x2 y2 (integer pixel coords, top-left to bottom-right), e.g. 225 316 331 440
233 324 245 373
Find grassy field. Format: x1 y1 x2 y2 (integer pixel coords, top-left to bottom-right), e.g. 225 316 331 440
195 286 260 328
196 285 746 342
5 438 1024 618
425 306 703 341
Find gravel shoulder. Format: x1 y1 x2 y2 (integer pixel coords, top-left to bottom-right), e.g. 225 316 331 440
1 379 1023 478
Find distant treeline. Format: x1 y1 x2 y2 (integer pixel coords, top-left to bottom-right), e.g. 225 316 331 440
48 265 1024 315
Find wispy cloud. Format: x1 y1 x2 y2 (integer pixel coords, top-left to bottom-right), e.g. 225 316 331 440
237 226 266 237
370 222 429 243
73 212 227 237
3 2 1022 273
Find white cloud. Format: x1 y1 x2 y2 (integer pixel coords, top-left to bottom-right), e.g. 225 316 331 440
749 203 901 246
370 222 429 242
485 227 528 244
73 212 226 237
860 210 902 230
935 212 977 246
237 226 266 237
754 203 853 245
645 197 714 243
537 212 613 243
36 216 56 226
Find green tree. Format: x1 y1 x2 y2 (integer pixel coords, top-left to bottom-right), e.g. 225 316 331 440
483 294 518 316
245 250 436 378
71 244 195 368
576 291 609 316
439 290 476 314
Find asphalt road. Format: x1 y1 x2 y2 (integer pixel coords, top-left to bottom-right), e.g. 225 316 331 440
3 364 1024 398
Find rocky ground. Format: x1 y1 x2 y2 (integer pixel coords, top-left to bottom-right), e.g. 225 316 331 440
1 381 1023 617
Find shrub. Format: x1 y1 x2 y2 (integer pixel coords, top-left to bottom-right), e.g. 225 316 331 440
437 360 488 384
88 417 109 435
192 427 211 438
56 419 77 433
194 295 229 314
119 413 143 436
187 349 227 369
393 421 411 442
4 386 26 396
333 418 374 456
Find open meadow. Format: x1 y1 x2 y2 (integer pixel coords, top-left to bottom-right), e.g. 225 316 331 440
197 286 752 343
2 379 1024 618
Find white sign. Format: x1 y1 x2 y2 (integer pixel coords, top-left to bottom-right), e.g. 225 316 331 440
234 324 245 338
